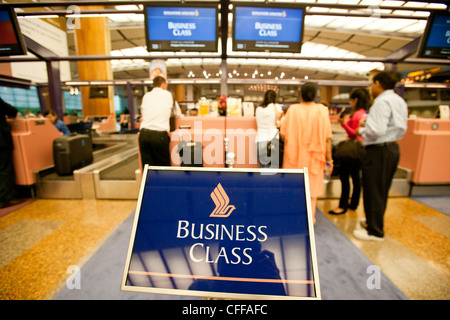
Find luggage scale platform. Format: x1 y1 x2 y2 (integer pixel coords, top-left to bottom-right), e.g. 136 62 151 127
35 135 141 200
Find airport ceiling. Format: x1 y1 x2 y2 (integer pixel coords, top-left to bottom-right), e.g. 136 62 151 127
13 0 450 82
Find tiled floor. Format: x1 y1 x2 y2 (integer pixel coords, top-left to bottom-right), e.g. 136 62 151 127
0 199 136 300
317 197 450 300
0 196 448 300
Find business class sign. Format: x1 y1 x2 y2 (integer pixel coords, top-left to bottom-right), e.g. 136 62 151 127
121 167 321 299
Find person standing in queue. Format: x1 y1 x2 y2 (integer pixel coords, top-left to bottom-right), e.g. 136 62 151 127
280 82 333 222
329 88 370 215
139 76 181 167
354 71 408 241
255 89 283 168
0 97 25 208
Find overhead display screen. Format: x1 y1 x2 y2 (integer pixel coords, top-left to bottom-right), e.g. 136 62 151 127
418 11 450 59
121 167 321 300
144 5 218 52
232 5 305 53
0 8 27 56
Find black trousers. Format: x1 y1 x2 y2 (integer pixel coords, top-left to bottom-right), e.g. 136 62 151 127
0 148 16 203
362 143 400 237
338 160 361 210
139 129 171 167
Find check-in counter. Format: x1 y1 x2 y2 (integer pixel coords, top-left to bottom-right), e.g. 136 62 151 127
85 114 116 133
8 118 62 186
398 118 450 184
169 116 258 168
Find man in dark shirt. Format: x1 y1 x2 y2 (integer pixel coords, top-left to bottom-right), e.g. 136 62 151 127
0 97 24 208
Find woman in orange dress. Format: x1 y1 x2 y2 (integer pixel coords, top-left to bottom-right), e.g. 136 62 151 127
280 82 333 222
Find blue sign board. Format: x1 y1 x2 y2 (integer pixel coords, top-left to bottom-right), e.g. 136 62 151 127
121 166 321 299
418 12 450 59
144 5 218 52
233 5 305 53
0 8 27 56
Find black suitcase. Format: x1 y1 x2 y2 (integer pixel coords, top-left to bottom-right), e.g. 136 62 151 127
53 133 93 175
177 140 203 167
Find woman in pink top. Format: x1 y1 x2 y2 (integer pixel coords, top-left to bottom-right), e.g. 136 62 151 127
329 88 370 215
280 82 333 222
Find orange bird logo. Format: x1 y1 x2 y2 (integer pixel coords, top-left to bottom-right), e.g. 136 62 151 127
210 183 236 218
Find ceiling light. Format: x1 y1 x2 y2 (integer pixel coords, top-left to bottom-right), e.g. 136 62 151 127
114 5 141 10
19 15 59 19
359 0 382 5
380 1 405 7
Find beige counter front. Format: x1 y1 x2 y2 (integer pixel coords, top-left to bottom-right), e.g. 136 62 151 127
170 116 259 168
398 118 450 184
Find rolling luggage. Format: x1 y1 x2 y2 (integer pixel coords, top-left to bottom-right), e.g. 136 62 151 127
53 133 93 175
177 140 203 167
177 125 203 167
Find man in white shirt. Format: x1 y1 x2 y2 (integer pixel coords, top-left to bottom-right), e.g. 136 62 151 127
139 76 181 166
354 71 408 241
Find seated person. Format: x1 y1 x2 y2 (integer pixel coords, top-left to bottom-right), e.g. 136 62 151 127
188 108 198 116
44 110 70 135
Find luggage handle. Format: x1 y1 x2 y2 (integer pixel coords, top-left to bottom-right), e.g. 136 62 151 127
177 125 193 142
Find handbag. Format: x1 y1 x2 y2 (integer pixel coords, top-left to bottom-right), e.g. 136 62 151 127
266 104 280 158
266 134 277 157
334 139 366 162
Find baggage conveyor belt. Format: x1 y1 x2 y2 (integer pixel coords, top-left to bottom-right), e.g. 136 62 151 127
34 133 412 200
35 136 141 200
320 166 412 199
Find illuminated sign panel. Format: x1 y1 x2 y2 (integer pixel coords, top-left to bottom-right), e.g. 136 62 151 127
418 12 450 59
233 5 305 53
122 167 320 300
0 8 27 56
144 5 218 52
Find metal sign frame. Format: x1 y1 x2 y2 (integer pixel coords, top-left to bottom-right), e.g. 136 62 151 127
121 165 321 300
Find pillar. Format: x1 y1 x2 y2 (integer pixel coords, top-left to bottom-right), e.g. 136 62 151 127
74 6 115 118
186 84 194 101
319 86 338 106
174 84 186 101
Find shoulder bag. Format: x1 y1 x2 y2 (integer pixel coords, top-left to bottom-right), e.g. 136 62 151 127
334 139 366 163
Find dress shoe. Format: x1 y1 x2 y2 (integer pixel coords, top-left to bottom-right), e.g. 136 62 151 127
328 208 347 215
